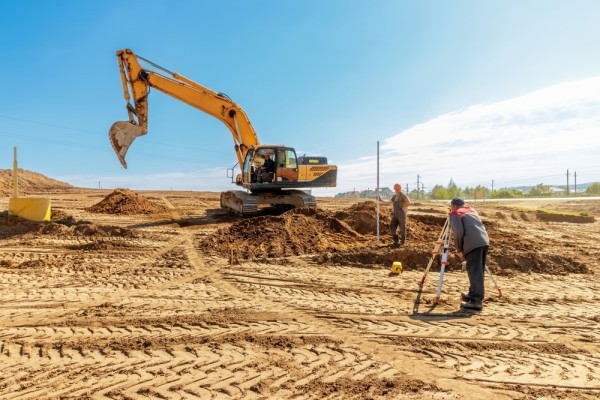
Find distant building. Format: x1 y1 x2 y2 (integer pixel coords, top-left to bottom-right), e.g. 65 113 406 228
379 187 393 198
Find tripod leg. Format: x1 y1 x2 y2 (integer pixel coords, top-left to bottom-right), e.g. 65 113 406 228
420 218 449 283
435 243 450 303
435 264 446 303
421 255 436 284
485 265 503 297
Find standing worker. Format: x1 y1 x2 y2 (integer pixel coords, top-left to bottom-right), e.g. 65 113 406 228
379 183 411 247
449 197 490 311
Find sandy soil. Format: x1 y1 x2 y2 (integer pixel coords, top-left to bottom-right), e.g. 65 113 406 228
0 188 599 399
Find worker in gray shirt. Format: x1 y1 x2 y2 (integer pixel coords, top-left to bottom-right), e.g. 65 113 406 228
449 197 489 311
379 183 411 247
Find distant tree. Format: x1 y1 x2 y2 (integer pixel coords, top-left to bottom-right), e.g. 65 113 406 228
491 189 522 198
473 185 490 199
463 186 474 197
446 179 461 199
586 182 600 195
431 185 449 200
529 183 552 196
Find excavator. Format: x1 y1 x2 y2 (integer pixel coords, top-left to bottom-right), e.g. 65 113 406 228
108 49 337 215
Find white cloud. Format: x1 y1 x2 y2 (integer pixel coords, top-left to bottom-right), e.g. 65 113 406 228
336 77 600 193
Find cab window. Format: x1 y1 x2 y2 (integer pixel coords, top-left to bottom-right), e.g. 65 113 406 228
277 149 297 169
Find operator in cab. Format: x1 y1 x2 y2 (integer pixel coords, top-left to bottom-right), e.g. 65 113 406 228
258 153 275 183
262 154 275 174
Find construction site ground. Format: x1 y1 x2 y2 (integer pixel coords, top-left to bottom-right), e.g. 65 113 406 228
1 189 599 399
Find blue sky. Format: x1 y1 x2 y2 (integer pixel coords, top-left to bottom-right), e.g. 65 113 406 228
1 1 599 194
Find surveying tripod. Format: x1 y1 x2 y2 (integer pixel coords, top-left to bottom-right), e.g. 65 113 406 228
419 216 503 304
420 217 452 304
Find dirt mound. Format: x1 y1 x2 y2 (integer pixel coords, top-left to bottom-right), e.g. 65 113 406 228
200 201 591 275
536 210 595 223
86 188 170 215
200 207 368 261
491 247 589 275
0 212 137 240
0 168 73 196
333 201 390 234
313 246 451 270
200 203 446 264
331 201 446 241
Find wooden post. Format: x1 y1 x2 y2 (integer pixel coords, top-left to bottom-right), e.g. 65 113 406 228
13 147 19 198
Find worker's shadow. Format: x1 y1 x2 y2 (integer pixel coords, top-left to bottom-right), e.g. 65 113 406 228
410 280 475 320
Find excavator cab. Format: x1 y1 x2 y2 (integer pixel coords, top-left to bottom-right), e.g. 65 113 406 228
241 146 299 190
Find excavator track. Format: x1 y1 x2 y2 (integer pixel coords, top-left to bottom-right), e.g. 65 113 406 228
220 190 316 216
220 191 258 215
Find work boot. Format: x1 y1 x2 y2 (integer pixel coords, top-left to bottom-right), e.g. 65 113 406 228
389 242 399 248
461 300 483 311
460 292 470 302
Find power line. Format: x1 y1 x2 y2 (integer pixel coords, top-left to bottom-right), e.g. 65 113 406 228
0 131 231 167
0 114 231 155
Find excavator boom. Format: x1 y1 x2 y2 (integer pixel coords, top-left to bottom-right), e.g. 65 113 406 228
109 49 258 168
109 49 337 215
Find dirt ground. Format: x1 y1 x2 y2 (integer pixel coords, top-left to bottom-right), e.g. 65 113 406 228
1 188 599 399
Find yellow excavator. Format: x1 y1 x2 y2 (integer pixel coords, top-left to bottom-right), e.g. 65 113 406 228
109 49 337 215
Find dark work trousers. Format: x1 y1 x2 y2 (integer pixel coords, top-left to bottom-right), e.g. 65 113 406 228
465 245 488 303
389 211 407 244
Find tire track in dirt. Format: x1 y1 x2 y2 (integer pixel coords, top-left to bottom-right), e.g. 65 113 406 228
0 341 433 399
173 251 501 399
214 257 600 396
2 195 599 399
173 238 462 399
0 233 189 326
2 232 444 399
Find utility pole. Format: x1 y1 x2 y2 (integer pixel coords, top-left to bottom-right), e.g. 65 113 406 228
566 169 570 196
574 171 577 196
491 179 494 193
406 183 409 194
376 141 380 245
416 174 421 199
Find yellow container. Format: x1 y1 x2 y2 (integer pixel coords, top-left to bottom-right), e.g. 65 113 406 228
390 261 403 274
8 197 51 222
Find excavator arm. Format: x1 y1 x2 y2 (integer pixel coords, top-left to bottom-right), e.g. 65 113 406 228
109 49 259 168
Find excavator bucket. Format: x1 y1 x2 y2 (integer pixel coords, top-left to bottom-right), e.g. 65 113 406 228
109 121 146 168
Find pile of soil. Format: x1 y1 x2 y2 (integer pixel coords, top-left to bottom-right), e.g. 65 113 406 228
201 201 591 275
0 169 73 196
86 188 170 215
0 211 137 240
333 202 391 234
200 202 447 264
200 207 368 261
536 210 595 223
